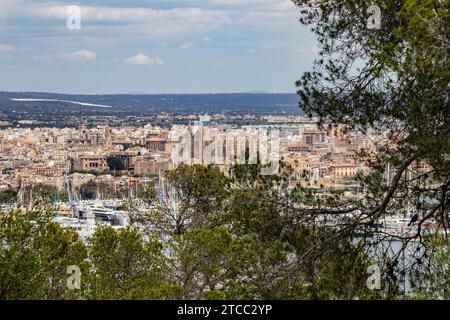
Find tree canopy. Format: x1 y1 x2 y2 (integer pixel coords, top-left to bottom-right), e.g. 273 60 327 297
291 0 449 267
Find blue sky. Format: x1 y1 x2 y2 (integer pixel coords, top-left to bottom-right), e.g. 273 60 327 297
0 0 319 94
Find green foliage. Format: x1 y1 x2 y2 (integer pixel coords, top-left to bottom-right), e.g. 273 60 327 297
121 143 144 150
0 189 18 205
87 226 182 299
166 164 230 221
107 156 125 171
7 163 447 300
292 0 449 167
134 165 230 236
408 235 450 299
0 209 88 299
174 226 242 299
163 164 377 300
79 180 115 200
291 0 450 291
32 183 69 205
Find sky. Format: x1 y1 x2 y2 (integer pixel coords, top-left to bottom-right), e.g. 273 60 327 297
0 0 319 94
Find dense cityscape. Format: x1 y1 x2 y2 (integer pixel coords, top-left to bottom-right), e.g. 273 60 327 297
0 115 378 193
0 110 438 240
0 0 448 311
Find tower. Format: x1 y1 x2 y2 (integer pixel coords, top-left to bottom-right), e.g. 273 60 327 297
104 123 112 147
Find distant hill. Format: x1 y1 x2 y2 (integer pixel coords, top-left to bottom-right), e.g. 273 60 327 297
0 91 302 115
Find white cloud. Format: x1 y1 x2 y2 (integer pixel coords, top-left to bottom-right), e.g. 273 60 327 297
41 6 218 22
74 50 96 60
180 0 281 7
125 53 164 67
0 0 21 14
0 1 298 46
212 61 223 67
180 42 196 50
0 43 14 54
240 1 299 27
33 5 230 38
58 50 96 61
0 2 232 39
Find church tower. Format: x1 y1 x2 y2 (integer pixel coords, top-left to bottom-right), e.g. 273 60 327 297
104 123 112 148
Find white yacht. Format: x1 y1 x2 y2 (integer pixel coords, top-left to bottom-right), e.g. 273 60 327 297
53 199 129 242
